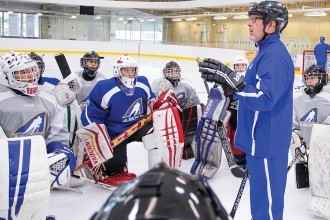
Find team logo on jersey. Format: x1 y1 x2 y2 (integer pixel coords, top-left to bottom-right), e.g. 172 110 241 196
300 108 317 124
122 98 144 122
13 112 46 137
176 92 185 99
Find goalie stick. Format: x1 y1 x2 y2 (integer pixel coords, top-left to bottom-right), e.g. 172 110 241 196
55 53 71 78
196 57 244 178
71 174 117 190
229 147 302 219
74 113 153 172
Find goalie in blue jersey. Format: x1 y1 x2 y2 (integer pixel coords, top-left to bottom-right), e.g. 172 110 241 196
80 55 184 186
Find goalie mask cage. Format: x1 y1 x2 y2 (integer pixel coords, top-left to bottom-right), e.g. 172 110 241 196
302 50 330 75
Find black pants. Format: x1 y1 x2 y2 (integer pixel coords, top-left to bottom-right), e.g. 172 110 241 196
103 121 153 175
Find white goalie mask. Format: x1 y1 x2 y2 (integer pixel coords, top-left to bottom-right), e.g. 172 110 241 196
113 55 138 95
233 56 249 74
0 52 39 96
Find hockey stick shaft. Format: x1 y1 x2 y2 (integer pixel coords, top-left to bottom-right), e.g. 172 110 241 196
229 169 249 218
196 57 210 96
71 174 117 190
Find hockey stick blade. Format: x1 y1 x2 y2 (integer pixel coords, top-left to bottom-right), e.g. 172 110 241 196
71 174 117 190
218 124 245 178
55 53 71 78
231 166 245 178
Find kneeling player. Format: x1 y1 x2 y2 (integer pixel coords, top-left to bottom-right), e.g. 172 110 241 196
80 55 183 186
0 52 76 189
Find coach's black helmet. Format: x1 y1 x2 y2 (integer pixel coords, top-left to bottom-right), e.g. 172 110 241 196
90 163 229 220
304 64 328 97
248 1 289 33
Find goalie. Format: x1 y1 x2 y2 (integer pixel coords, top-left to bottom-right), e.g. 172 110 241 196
291 65 330 218
152 61 201 159
80 55 184 187
0 51 76 196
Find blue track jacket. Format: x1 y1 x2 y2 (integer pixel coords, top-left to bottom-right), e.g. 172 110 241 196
233 33 294 158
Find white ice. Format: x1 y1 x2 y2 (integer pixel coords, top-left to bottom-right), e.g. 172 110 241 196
45 55 320 220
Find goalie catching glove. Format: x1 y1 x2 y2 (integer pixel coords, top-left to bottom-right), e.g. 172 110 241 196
198 58 245 96
54 73 82 106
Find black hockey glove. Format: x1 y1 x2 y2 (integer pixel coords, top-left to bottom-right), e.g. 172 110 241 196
198 58 246 95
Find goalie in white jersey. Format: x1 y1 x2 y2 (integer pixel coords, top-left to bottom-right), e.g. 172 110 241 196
291 64 330 218
152 61 201 159
0 52 76 188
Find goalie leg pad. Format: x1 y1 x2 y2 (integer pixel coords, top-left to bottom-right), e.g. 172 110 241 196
308 124 330 218
190 119 222 179
0 136 50 220
76 123 113 168
142 106 184 169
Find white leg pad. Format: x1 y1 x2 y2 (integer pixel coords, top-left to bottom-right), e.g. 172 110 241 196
0 136 50 220
308 124 330 219
142 106 184 169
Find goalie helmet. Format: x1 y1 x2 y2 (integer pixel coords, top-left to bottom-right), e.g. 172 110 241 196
304 64 328 97
91 163 229 220
163 61 181 87
113 55 138 95
233 56 249 73
28 52 45 75
248 1 288 33
80 51 104 78
0 51 39 96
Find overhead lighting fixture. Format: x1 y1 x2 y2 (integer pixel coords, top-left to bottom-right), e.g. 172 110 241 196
213 16 227 20
94 16 101 19
233 14 248 19
147 18 155 22
172 18 182 22
185 17 197 21
36 13 43 16
288 13 293 18
70 15 77 19
7 11 13 14
117 17 124 21
304 11 327 17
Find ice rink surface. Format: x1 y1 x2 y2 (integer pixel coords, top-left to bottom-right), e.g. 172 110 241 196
44 55 321 220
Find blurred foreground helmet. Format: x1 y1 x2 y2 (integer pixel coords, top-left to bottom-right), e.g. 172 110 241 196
320 36 325 43
163 61 181 87
90 163 229 220
248 1 288 33
304 64 328 97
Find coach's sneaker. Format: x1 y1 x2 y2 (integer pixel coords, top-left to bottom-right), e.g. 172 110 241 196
93 166 136 187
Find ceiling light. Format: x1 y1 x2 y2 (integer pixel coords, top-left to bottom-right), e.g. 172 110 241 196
185 17 197 21
36 13 43 16
213 16 227 20
94 16 101 19
233 14 249 19
117 17 124 21
147 18 155 22
172 18 182 22
304 11 327 17
288 13 293 18
7 11 13 14
70 15 77 19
